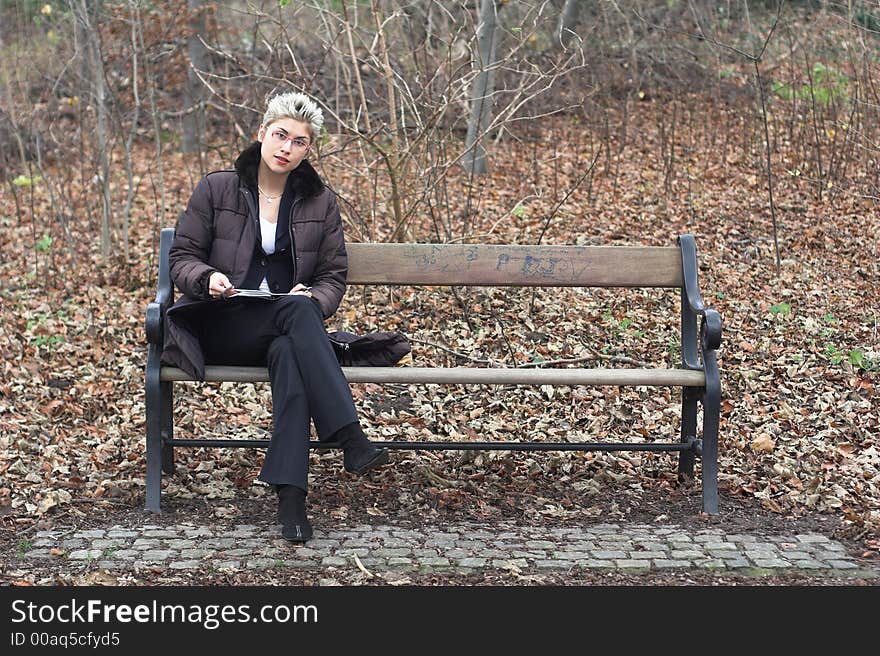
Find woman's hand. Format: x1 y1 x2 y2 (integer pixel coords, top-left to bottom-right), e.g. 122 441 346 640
209 271 234 298
289 283 313 297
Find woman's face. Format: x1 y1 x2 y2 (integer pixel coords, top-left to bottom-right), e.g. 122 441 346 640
257 118 313 176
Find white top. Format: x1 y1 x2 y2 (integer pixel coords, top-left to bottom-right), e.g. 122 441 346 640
260 216 277 255
259 217 277 293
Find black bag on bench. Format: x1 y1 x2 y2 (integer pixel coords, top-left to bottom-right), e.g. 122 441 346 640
328 330 411 367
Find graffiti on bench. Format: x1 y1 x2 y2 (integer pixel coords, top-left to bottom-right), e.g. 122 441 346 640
405 243 593 285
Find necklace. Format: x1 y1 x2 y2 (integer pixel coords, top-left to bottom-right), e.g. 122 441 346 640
258 184 283 203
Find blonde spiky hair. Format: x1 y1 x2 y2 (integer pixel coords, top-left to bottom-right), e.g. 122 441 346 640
262 91 324 140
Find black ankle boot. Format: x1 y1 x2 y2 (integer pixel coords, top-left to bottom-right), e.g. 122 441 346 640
276 485 313 543
333 423 390 474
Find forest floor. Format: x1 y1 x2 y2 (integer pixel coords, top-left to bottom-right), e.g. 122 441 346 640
1 100 878 586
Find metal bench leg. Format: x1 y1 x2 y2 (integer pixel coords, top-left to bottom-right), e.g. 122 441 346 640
701 354 721 515
160 381 175 475
678 387 699 481
145 345 163 513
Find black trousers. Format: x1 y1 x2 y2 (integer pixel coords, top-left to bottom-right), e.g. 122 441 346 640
196 295 357 490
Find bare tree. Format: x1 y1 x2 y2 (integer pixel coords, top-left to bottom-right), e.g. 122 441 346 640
555 0 582 48
182 0 208 166
71 0 113 258
461 0 500 176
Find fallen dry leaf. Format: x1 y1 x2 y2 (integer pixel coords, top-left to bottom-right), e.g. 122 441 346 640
751 434 776 454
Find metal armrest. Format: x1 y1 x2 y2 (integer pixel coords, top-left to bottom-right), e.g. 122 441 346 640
678 234 723 368
700 309 722 351
145 227 176 346
145 301 165 345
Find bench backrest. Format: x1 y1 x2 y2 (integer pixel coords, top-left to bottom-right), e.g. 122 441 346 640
346 243 683 287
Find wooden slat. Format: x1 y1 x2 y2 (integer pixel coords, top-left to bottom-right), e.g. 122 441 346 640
346 243 683 287
161 365 705 387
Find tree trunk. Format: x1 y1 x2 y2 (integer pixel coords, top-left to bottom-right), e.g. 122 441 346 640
461 0 499 176
73 0 112 258
555 0 581 49
182 0 207 161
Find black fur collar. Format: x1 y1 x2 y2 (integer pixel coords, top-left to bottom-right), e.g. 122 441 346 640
234 141 324 199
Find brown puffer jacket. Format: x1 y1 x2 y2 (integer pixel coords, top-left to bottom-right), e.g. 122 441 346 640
161 142 348 379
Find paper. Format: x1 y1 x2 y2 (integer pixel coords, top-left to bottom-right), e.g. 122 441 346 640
225 288 289 299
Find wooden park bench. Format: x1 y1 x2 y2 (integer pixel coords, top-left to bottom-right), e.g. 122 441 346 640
145 228 722 514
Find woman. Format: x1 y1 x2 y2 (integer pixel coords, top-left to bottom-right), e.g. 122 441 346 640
161 91 388 543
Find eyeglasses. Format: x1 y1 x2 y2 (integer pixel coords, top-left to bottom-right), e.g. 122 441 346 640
267 129 310 150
